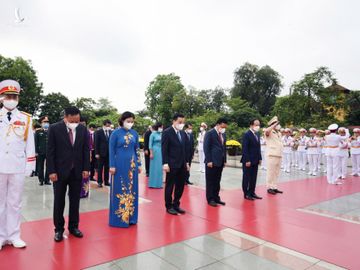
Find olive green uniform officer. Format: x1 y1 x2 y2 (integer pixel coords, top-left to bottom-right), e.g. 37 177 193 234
35 116 50 185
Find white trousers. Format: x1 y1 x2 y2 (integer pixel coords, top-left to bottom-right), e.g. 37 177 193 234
291 151 298 167
298 152 307 170
352 154 360 175
307 154 318 174
198 150 205 172
261 150 266 168
326 156 339 184
0 174 25 244
338 156 347 178
317 154 322 169
283 153 291 172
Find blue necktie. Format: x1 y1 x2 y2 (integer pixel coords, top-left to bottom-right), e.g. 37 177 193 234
177 131 182 142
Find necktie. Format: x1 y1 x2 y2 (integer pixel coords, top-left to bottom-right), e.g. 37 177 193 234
254 132 259 142
106 130 109 138
68 129 74 145
7 112 11 122
218 132 223 144
177 131 182 142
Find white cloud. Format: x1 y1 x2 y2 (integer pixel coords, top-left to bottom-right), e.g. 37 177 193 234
1 0 359 111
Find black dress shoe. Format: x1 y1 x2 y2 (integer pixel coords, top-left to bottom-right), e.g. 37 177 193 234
166 208 179 215
267 189 277 195
104 182 110 186
244 195 255 201
216 200 226 206
174 207 186 214
208 201 218 207
185 181 193 185
98 183 103 188
69 229 83 238
274 189 283 194
54 232 64 242
252 194 263 200
45 182 51 185
39 182 44 186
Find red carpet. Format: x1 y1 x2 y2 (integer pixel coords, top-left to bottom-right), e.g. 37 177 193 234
1 176 360 270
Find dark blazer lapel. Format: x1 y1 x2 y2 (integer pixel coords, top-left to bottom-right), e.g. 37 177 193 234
74 125 82 148
60 121 72 148
171 127 181 146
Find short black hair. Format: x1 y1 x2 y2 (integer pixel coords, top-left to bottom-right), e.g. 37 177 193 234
80 116 87 123
39 116 49 123
249 119 260 126
184 123 193 129
103 119 112 126
172 113 185 121
216 117 228 125
64 106 81 116
118 111 135 127
152 122 163 131
89 124 97 129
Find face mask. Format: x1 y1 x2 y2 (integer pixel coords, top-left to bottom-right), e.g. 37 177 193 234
220 128 226 134
275 125 281 131
3 99 18 110
67 123 78 130
42 123 49 129
200 127 205 132
176 123 185 130
158 128 163 133
187 129 193 134
253 126 260 132
124 122 134 130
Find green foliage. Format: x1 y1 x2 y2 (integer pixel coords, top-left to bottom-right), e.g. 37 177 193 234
345 91 360 125
231 62 282 116
0 55 43 115
39 92 71 122
226 97 262 127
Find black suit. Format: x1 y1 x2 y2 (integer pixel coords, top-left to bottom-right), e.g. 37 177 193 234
203 128 227 203
143 129 152 176
47 121 90 233
185 131 195 182
162 126 190 209
241 130 262 196
95 129 112 185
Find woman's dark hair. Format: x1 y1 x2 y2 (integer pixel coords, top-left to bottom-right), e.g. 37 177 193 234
118 111 135 127
152 122 163 131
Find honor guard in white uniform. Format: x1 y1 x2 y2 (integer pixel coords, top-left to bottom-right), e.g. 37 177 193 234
350 128 360 176
315 130 324 172
306 128 320 176
298 129 308 171
197 122 207 173
338 127 350 179
0 80 35 250
324 124 342 185
282 128 293 173
322 130 330 173
291 131 299 168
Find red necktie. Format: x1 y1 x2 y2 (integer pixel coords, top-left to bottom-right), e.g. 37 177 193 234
68 129 74 145
218 132 223 144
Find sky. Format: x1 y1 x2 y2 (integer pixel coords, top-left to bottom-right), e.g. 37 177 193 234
0 0 359 112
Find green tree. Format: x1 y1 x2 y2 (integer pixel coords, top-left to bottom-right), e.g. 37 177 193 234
226 97 261 127
145 73 185 125
72 97 97 122
40 92 71 122
345 91 360 125
0 55 43 115
231 62 282 116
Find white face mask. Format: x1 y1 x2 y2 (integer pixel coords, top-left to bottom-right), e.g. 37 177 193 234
158 128 163 133
67 123 78 130
275 125 281 131
186 129 193 134
176 123 185 130
104 126 111 131
253 126 260 132
89 130 94 134
220 128 226 134
200 127 205 132
124 122 134 130
3 99 18 110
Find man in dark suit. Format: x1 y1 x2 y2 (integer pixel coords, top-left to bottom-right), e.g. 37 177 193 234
47 107 90 242
162 113 190 215
88 124 97 181
95 119 112 187
204 118 228 207
143 126 152 177
241 119 263 200
184 123 195 185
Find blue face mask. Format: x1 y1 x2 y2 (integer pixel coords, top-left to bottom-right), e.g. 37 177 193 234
42 123 49 129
